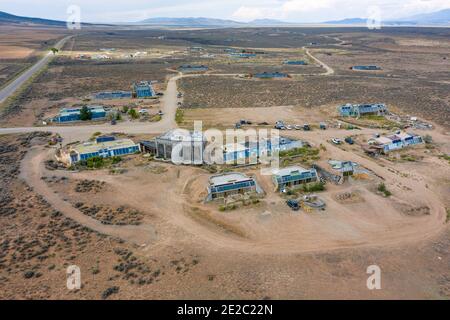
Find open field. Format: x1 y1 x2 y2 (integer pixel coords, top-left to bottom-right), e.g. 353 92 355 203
0 26 67 88
2 27 449 128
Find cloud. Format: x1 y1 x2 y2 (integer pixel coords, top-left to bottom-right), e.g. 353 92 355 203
1 0 449 22
281 0 336 13
232 5 284 20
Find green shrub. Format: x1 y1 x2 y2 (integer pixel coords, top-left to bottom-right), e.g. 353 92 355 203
128 109 139 119
80 106 92 121
280 147 319 158
302 182 325 193
175 109 184 124
377 183 392 197
86 156 104 169
111 156 122 164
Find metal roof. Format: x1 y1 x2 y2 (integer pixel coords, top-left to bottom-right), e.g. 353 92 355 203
272 166 312 177
209 173 254 186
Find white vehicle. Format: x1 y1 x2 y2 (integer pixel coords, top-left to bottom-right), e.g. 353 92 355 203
294 125 302 130
286 125 293 130
331 138 342 145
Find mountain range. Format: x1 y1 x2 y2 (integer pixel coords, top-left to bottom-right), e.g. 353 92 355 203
138 17 292 27
0 9 449 27
0 10 66 26
324 8 450 26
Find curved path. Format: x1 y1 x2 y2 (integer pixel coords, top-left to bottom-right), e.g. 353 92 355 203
303 46 335 76
19 146 157 246
18 128 448 255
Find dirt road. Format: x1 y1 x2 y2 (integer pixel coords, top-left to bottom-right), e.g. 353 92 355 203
19 146 157 246
304 46 335 76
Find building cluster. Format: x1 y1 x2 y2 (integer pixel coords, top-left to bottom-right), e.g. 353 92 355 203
313 160 361 184
132 81 156 98
56 136 140 166
94 91 132 100
140 129 205 165
283 60 308 65
338 103 388 117
53 106 107 123
93 81 155 100
272 166 318 191
206 173 264 201
367 131 423 154
177 65 209 72
253 72 289 79
139 129 305 166
351 65 382 71
229 52 256 58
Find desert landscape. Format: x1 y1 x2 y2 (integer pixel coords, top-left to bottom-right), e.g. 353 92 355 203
0 8 449 301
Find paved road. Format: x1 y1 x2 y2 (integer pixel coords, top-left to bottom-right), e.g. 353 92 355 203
0 72 240 142
0 36 72 104
0 72 185 142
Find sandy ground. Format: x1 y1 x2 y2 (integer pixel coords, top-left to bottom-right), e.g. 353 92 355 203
0 26 66 59
19 120 449 256
4 127 447 299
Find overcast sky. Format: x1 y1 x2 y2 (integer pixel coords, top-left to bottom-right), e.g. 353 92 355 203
1 0 449 23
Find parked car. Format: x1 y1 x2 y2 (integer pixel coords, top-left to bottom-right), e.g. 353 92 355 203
331 138 342 145
294 124 302 130
303 124 311 131
345 137 354 145
235 123 242 129
286 199 300 211
275 120 285 129
158 110 164 116
286 125 293 130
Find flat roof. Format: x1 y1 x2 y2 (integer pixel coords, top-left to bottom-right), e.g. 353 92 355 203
373 136 393 144
60 105 105 115
328 160 357 170
272 166 312 177
157 129 203 142
72 138 137 154
210 173 253 186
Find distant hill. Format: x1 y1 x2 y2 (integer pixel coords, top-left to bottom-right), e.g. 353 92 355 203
0 10 66 26
398 8 450 25
248 19 293 26
139 17 294 27
324 18 367 25
324 8 450 26
139 17 245 27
